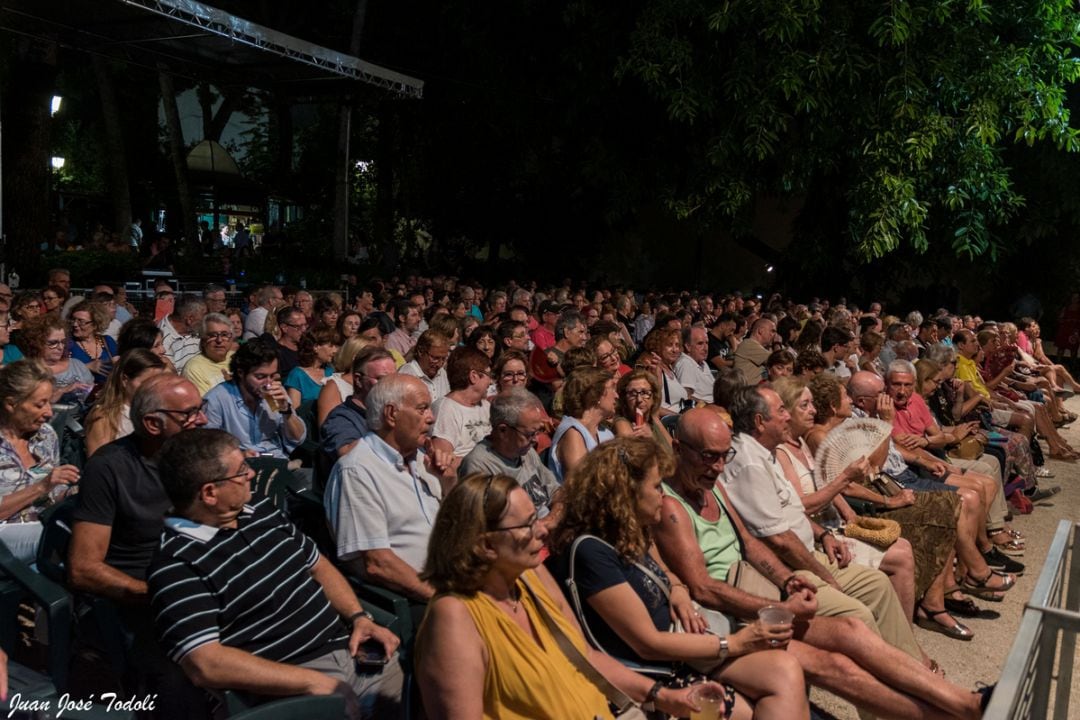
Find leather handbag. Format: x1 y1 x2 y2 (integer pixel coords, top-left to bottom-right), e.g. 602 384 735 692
724 560 781 602
870 472 905 497
947 435 986 461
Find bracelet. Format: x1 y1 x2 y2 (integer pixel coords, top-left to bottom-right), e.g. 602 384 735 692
781 574 797 591
670 582 688 592
814 529 830 545
348 610 374 625
644 679 664 705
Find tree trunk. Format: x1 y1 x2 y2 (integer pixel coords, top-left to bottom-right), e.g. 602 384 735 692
198 83 243 143
332 0 370 260
92 56 132 238
1 36 57 275
375 108 395 272
158 66 198 249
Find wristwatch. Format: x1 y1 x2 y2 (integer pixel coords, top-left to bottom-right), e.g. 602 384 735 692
717 635 729 662
348 610 374 625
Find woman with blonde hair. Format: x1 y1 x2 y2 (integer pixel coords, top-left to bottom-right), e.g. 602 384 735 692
315 335 371 426
546 437 809 719
84 349 169 456
416 473 716 719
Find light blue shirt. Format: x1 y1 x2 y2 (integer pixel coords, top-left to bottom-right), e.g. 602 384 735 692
204 381 306 459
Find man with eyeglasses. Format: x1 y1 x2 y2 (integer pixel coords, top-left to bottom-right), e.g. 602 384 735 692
150 429 403 719
273 306 307 377
321 347 397 460
159 297 207 373
325 375 443 603
654 408 963 716
675 325 716 404
202 283 228 317
182 313 237 396
399 330 451 402
716 387 924 660
69 375 209 716
460 388 562 524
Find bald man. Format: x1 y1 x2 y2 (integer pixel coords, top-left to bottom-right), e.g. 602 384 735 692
654 409 984 718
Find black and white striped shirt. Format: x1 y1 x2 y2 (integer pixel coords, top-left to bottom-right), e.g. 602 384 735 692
148 497 348 664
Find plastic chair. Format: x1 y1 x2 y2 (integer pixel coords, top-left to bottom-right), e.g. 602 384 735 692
247 457 302 510
0 538 72 692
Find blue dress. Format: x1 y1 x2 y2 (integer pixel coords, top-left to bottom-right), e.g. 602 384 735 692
68 336 117 384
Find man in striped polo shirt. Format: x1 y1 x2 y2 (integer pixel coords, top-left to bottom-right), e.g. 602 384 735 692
149 429 403 718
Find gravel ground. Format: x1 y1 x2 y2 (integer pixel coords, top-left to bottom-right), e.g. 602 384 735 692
810 393 1080 719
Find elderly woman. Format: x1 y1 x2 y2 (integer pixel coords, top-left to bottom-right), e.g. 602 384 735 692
284 327 338 408
84 349 168 456
612 369 672 450
641 326 689 416
67 300 119 384
548 367 617 483
10 292 43 329
770 377 920 630
416 474 715 720
547 438 809 719
22 318 93 403
0 360 80 562
41 285 68 316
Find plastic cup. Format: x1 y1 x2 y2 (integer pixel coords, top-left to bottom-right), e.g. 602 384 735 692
757 605 794 628
689 684 725 720
262 384 282 413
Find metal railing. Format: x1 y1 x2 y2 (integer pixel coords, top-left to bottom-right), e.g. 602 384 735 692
985 520 1080 719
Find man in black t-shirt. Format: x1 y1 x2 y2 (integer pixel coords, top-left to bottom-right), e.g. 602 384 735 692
69 375 208 598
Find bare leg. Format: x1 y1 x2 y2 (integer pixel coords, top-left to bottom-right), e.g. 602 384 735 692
1007 411 1034 441
715 650 809 720
879 537 916 621
791 618 981 719
945 478 992 551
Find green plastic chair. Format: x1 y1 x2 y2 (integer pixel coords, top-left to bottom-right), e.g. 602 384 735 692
247 456 301 509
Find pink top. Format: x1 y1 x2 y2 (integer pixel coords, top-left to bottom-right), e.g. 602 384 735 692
892 392 935 437
1016 331 1033 354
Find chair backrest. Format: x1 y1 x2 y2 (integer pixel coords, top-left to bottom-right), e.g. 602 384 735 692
247 457 296 509
36 496 80 585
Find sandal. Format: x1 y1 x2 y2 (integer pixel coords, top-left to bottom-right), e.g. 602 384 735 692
959 570 1015 599
928 659 946 678
988 529 1025 556
943 592 983 616
915 604 974 641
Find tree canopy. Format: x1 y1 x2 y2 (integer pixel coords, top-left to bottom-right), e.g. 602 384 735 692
601 0 1080 260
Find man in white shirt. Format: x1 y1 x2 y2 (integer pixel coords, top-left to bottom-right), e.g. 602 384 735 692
398 330 451 402
674 325 715 403
242 285 283 341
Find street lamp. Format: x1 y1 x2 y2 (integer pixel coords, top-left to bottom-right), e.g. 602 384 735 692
50 96 62 116
51 157 65 170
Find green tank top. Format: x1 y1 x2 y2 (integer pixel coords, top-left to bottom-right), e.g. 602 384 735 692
662 482 743 580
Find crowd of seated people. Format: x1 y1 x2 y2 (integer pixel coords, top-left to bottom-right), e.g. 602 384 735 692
3 268 1078 718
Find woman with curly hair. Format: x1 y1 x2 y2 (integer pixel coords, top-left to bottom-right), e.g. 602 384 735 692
21 317 93 403
546 437 809 719
84 349 168 456
640 326 688 416
416 473 717 719
67 300 118 384
548 367 617 483
612 369 673 450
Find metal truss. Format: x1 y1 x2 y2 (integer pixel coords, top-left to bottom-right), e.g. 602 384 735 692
118 0 424 98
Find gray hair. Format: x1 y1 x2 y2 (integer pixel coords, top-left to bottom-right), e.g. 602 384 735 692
199 312 231 337
886 359 918 379
130 375 183 439
490 388 543 428
255 285 279 307
203 283 226 298
905 311 924 328
729 385 773 436
366 374 419 432
555 310 584 341
176 298 207 321
924 343 956 366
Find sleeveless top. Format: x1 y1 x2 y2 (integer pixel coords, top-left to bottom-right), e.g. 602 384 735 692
421 569 613 720
548 416 613 483
662 483 743 580
775 439 843 528
328 372 354 402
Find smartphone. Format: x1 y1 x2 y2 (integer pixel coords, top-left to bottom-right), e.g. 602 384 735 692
355 640 388 668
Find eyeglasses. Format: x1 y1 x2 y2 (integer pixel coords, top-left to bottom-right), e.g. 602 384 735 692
23 303 41 310
282 322 308 330
0 293 12 301
212 461 252 486
504 424 542 442
45 339 66 348
204 332 232 341
153 399 209 425
500 370 527 381
71 318 93 327
597 350 619 364
682 442 737 465
624 389 653 399
491 514 540 535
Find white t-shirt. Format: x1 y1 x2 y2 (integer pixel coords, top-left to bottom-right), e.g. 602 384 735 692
674 353 715 404
399 360 450 402
431 397 491 457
